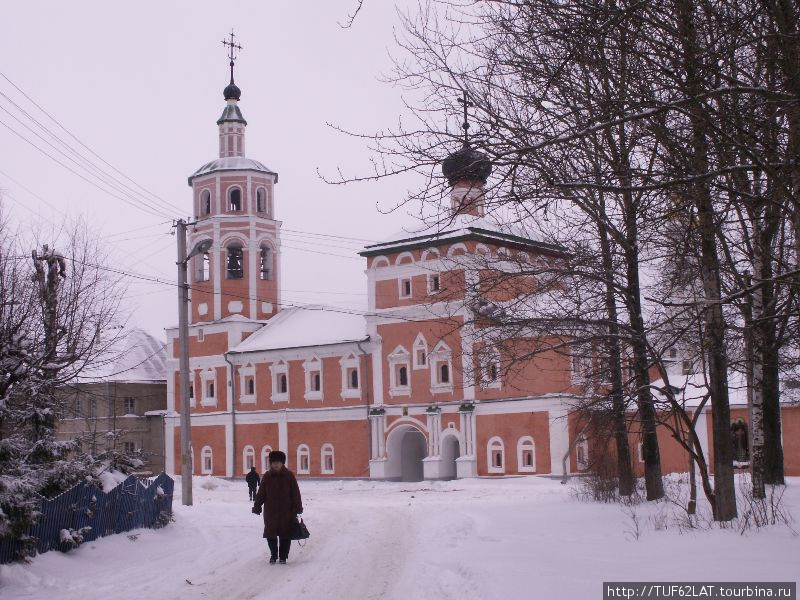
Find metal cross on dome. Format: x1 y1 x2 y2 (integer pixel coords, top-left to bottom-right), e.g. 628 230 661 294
457 91 473 145
221 30 243 82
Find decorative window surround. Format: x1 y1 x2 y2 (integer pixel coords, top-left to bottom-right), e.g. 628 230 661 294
427 273 441 295
321 443 335 474
297 444 310 475
200 368 218 407
480 347 502 389
487 436 505 474
260 445 273 473
517 436 536 473
201 446 213 474
412 334 428 370
399 277 412 298
239 364 256 404
243 445 256 472
304 356 323 401
430 341 454 394
270 361 289 403
571 346 592 385
340 354 361 399
388 346 411 397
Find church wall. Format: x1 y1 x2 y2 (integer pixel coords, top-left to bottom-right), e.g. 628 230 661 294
287 419 370 477
234 422 279 475
475 411 552 475
174 423 227 477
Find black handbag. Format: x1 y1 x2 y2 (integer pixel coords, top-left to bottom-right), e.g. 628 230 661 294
290 516 310 541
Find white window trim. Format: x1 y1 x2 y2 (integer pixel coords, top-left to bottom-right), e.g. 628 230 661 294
239 364 256 404
429 341 454 394
304 356 323 401
340 353 361 399
201 446 213 475
480 347 502 389
517 436 536 473
296 444 311 475
487 436 505 474
412 334 428 370
260 445 273 473
388 346 411 397
321 443 335 475
399 277 412 299
571 346 592 385
427 272 441 295
270 361 289 403
243 445 256 473
200 368 218 407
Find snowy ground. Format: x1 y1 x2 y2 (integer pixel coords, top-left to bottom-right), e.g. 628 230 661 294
1 475 798 599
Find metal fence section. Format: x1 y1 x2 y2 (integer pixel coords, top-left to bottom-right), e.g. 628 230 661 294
0 472 174 564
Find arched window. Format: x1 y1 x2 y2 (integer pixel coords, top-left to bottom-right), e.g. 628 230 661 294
256 187 267 212
260 445 273 473
279 373 287 394
349 368 358 389
517 436 536 473
439 363 450 384
399 365 408 387
430 341 454 392
195 252 210 282
260 245 272 280
201 190 211 215
226 244 244 279
247 378 255 395
487 437 505 473
229 188 242 211
321 443 335 474
413 334 428 369
243 445 256 473
201 446 213 474
297 444 310 474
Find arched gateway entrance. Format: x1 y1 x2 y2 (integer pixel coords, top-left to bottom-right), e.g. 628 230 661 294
386 424 427 482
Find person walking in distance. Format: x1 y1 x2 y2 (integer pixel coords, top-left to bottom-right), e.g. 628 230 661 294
246 466 260 501
252 450 303 564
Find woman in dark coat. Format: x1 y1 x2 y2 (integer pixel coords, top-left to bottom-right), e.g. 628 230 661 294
252 450 303 564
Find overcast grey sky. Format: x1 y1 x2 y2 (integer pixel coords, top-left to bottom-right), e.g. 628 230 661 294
0 1 428 339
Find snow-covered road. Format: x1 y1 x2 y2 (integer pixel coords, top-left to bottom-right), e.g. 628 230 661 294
1 476 798 599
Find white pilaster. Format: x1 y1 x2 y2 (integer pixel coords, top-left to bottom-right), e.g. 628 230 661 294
549 407 570 476
225 419 233 477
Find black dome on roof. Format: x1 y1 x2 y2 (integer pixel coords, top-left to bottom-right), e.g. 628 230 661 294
441 143 492 186
224 81 241 101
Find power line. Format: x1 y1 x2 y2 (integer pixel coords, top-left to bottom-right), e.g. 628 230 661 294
0 70 184 215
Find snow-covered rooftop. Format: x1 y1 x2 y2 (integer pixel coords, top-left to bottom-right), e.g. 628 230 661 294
361 213 559 256
230 305 368 353
75 328 167 384
188 156 278 185
651 369 800 408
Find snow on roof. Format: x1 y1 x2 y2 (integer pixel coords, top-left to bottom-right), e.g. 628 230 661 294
651 370 799 408
188 156 278 184
75 328 167 384
361 213 556 256
230 306 368 353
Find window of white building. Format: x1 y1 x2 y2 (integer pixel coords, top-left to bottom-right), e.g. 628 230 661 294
238 363 256 404
260 445 273 473
430 341 454 394
487 437 505 474
201 369 217 406
201 446 213 474
297 444 310 475
340 353 361 399
388 346 411 397
304 356 323 401
412 334 428 370
517 436 536 473
243 445 256 472
270 361 289 403
321 443 335 474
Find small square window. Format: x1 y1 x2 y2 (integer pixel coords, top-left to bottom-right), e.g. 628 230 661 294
682 359 692 375
429 274 440 293
400 278 412 298
123 442 136 454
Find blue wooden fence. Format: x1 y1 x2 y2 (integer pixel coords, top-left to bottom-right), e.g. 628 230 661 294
0 472 174 564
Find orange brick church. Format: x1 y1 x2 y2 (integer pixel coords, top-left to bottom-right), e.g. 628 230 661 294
164 62 800 482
